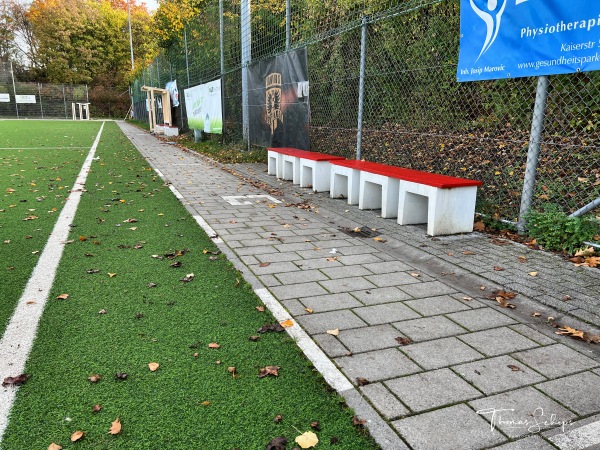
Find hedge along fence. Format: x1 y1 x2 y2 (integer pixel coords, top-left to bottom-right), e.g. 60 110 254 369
131 0 600 224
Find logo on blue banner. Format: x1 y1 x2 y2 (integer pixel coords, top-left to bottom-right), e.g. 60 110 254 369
458 0 600 81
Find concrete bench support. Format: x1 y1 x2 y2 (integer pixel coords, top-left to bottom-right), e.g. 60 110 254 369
300 159 335 192
359 171 401 219
330 164 360 205
398 182 479 236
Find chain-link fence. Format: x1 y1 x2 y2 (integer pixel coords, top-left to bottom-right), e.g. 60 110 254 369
0 62 90 119
131 0 600 223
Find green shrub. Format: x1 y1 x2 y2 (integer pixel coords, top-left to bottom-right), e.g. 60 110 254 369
525 204 600 254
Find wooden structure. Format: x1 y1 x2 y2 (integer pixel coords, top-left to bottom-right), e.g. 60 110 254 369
141 85 172 133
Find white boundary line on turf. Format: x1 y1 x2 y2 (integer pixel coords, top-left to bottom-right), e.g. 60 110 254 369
0 147 91 150
0 121 106 442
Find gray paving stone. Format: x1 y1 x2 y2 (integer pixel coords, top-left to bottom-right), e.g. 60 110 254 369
255 252 299 263
399 280 458 298
446 307 519 331
362 260 413 273
453 355 547 395
274 269 329 284
281 299 308 316
392 404 506 450
336 244 380 255
360 383 410 420
512 344 599 379
536 371 600 415
235 245 278 256
269 282 328 300
312 333 350 358
335 348 421 382
353 302 421 325
399 337 484 370
351 287 412 305
319 265 373 279
393 315 468 341
296 310 367 334
318 277 376 293
274 242 320 252
293 258 342 270
404 295 473 316
509 324 558 346
385 368 482 413
543 413 600 448
457 327 540 357
336 253 383 265
300 293 363 313
259 274 282 287
337 324 406 353
364 272 421 288
491 435 557 450
469 387 577 439
251 261 298 275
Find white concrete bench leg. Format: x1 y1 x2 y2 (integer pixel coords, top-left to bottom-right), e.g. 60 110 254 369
281 154 300 183
398 181 478 236
300 160 331 192
267 151 278 176
330 165 360 205
358 171 400 218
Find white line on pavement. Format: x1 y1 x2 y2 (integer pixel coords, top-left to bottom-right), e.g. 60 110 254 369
0 122 105 442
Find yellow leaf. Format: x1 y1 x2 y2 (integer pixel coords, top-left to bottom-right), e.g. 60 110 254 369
48 443 62 450
148 362 159 372
109 418 122 435
305 308 314 314
353 227 362 232
280 319 294 328
528 272 538 277
108 273 117 278
267 203 278 208
326 328 340 336
373 237 383 242
295 431 319 449
70 431 85 442
56 293 69 300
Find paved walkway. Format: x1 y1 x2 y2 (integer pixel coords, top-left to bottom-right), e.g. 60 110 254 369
118 122 600 450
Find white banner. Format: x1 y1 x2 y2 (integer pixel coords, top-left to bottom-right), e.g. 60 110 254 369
0 93 10 103
15 95 36 104
184 79 222 134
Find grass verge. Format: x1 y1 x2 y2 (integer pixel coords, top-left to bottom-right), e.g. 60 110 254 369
1 121 378 449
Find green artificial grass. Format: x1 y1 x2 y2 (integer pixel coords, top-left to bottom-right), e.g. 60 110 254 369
1 122 378 449
0 120 102 336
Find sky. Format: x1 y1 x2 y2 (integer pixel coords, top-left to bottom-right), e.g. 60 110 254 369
144 0 159 12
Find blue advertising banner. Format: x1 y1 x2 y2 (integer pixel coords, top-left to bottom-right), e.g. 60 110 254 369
457 0 600 81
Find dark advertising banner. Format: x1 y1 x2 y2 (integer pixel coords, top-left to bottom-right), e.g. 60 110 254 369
458 0 600 81
248 48 310 150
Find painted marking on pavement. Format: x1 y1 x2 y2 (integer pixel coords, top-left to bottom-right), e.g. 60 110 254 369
192 215 223 244
550 420 600 450
0 122 106 442
222 195 282 206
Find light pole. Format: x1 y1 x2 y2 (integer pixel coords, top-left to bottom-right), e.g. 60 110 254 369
128 0 134 70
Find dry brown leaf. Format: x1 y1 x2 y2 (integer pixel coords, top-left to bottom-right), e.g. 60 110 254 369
528 271 538 277
258 365 280 378
259 262 271 268
463 251 476 255
352 415 366 427
92 404 102 412
373 237 384 242
555 325 585 340
507 365 521 372
208 342 221 349
473 221 485 231
326 328 340 336
148 362 159 372
532 312 541 317
410 273 420 278
48 443 62 450
200 401 211 406
353 227 362 233
255 306 265 312
280 319 294 328
87 374 102 383
326 257 338 262
395 336 413 346
496 297 517 309
56 293 69 300
585 256 600 267
274 414 283 423
109 418 122 435
493 266 504 271
305 308 314 314
575 246 595 257
70 431 85 442
518 255 527 263
295 431 319 449
108 273 117 278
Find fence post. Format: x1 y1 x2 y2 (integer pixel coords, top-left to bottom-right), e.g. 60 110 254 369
241 0 251 148
38 83 44 118
62 85 67 119
286 0 290 51
517 75 549 234
356 16 367 160
85 84 89 103
219 0 226 143
184 27 190 86
10 61 19 119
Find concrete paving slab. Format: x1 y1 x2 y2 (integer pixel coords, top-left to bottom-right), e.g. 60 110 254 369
399 281 458 298
469 387 577 439
250 261 298 275
446 307 519 331
491 435 557 450
536 371 600 415
392 404 506 450
404 295 473 316
399 337 485 370
508 324 558 346
293 258 342 270
296 310 367 334
512 344 599 379
335 348 421 383
312 333 350 358
337 324 407 353
300 293 363 313
543 413 600 450
351 287 412 305
319 265 373 279
393 315 469 341
453 355 547 395
457 327 540 357
364 272 421 288
362 260 413 273
274 269 329 284
360 383 410 420
385 368 482 413
353 302 422 325
318 277 377 293
268 282 328 300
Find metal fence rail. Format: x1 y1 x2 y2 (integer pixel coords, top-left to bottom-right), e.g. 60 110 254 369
131 0 600 223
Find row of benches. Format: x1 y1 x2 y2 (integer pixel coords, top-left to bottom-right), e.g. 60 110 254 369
267 147 482 236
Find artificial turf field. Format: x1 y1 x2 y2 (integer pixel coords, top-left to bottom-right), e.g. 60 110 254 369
0 120 378 449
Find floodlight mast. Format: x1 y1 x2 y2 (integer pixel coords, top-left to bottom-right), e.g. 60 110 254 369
128 0 134 70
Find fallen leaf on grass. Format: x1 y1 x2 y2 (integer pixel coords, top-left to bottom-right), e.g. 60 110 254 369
310 421 321 431
56 294 69 300
326 328 340 336
98 309 107 315
295 431 318 449
170 261 182 268
255 306 265 312
265 436 288 450
108 273 117 278
180 273 194 282
352 415 366 427
259 366 280 378
70 431 85 442
227 367 237 377
108 418 122 435
274 415 283 423
115 373 128 380
92 404 102 412
279 319 294 328
87 374 102 383
249 335 261 342
48 442 62 450
2 374 29 387
86 269 100 274
208 342 221 349
575 246 595 257
148 362 159 372
258 323 285 333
